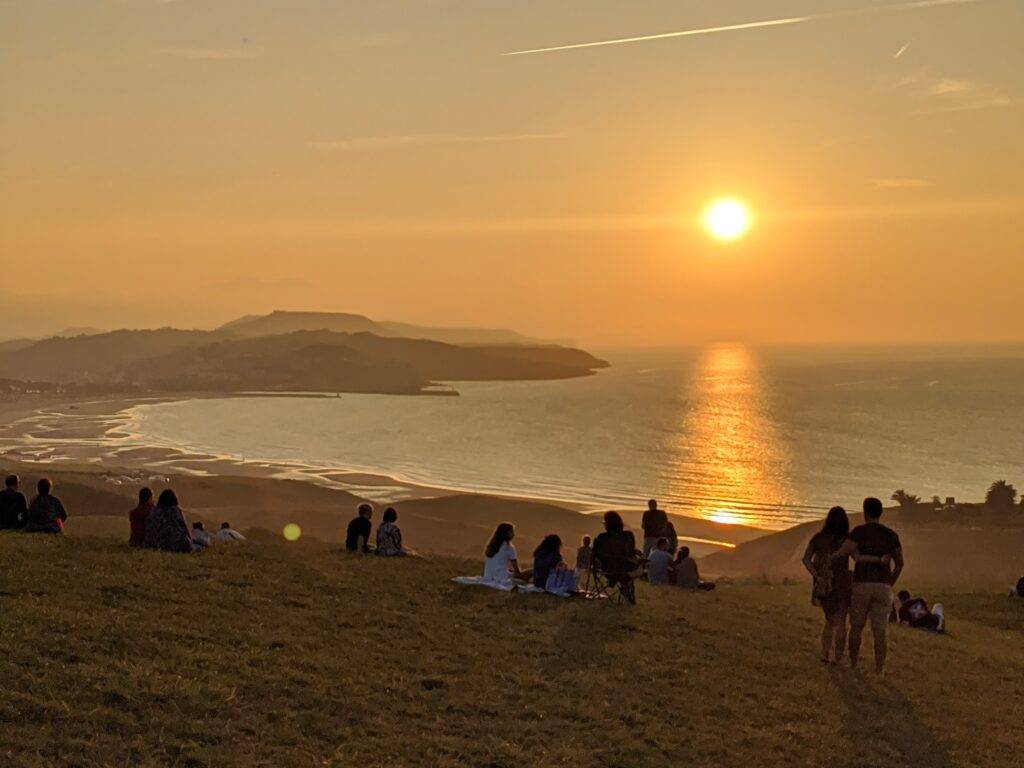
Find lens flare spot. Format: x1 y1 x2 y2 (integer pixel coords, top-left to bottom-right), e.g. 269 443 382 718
283 523 302 542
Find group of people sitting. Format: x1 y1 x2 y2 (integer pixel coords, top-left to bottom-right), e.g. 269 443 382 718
0 473 246 553
128 486 245 552
0 474 68 533
474 500 715 601
343 502 411 557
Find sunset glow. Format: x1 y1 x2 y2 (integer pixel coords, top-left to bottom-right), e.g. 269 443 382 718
703 198 753 242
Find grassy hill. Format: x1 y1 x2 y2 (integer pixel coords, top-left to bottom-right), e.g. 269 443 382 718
2 534 1022 767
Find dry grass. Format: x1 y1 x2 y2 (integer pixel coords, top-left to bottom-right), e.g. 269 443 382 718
1 533 1022 768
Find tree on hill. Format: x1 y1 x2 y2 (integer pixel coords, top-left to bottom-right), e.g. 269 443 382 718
985 480 1018 511
891 489 920 509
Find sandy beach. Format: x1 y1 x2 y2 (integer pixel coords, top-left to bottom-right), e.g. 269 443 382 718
0 393 763 557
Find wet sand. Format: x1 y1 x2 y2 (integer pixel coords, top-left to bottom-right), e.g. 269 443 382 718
0 393 765 557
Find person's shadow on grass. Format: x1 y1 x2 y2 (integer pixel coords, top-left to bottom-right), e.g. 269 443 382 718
829 666 954 768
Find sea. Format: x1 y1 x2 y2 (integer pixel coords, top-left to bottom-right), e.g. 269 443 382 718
120 344 1024 530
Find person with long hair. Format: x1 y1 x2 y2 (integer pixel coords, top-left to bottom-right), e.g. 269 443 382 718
801 506 853 663
482 523 530 587
592 511 642 603
532 534 563 589
375 507 406 556
142 489 193 553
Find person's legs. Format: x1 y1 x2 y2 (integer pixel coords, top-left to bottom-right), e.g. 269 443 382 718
820 616 835 662
931 603 945 631
833 604 849 662
848 583 871 668
867 584 892 673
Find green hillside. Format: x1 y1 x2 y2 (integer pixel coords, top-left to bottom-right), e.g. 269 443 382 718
1 534 1021 767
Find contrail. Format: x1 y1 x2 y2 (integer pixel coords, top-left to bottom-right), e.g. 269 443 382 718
894 41 912 58
503 0 983 56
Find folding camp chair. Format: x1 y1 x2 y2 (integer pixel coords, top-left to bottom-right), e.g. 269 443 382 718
586 558 637 605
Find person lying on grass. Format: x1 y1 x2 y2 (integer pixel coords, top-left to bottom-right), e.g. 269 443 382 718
1011 577 1024 598
897 590 945 632
483 523 531 587
215 521 245 543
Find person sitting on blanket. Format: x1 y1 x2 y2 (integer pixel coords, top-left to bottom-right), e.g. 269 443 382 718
532 534 578 595
675 547 716 591
896 590 945 632
592 512 642 585
483 523 531 587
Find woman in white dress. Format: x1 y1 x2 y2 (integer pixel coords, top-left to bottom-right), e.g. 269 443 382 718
483 523 532 587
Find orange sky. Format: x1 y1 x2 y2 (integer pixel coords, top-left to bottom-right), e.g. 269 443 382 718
1 0 1022 345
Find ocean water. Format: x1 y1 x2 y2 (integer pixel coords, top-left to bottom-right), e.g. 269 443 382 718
123 344 1024 529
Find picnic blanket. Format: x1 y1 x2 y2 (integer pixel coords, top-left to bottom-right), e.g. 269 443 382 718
451 575 575 597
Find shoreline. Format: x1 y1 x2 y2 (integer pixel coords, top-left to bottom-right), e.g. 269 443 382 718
0 393 765 555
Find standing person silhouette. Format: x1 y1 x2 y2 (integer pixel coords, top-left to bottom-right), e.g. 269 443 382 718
835 497 904 674
801 506 853 664
641 499 668 558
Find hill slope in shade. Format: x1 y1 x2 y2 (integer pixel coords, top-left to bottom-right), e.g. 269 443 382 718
218 310 535 346
703 505 1024 585
1 535 1021 767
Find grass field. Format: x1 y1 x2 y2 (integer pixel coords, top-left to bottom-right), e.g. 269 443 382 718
2 533 1022 768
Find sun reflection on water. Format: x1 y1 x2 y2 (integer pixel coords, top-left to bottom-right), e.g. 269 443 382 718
671 343 795 528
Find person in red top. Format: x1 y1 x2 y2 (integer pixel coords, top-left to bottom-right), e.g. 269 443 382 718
128 487 154 547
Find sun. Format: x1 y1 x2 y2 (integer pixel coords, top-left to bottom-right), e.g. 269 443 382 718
702 197 752 242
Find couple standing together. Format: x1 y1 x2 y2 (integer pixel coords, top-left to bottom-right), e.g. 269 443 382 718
803 497 904 673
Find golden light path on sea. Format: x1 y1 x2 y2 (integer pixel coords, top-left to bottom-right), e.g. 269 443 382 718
671 343 795 527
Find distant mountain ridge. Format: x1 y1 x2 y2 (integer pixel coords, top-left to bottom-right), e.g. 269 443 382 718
218 310 536 346
0 316 608 395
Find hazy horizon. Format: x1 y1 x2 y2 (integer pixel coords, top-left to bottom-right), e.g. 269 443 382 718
3 0 1022 346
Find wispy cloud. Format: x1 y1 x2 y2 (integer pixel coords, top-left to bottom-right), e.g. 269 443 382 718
504 0 984 56
157 47 256 60
310 133 567 151
872 178 931 189
893 71 1012 114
